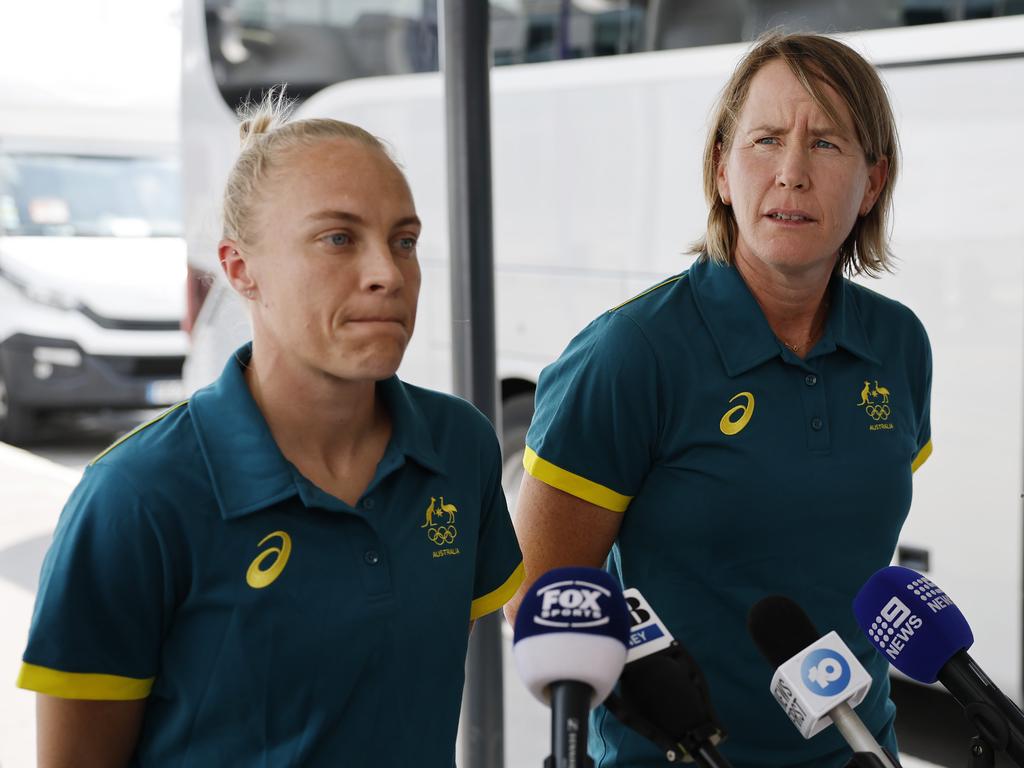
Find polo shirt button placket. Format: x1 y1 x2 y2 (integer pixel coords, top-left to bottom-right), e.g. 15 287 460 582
364 550 381 566
805 374 818 387
811 417 823 431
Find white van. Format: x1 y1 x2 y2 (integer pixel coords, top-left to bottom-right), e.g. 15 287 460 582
0 99 188 444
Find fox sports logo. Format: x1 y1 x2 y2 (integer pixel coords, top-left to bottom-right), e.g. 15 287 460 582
801 649 851 697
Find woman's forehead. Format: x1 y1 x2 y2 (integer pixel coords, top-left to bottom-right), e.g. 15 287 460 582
744 61 842 118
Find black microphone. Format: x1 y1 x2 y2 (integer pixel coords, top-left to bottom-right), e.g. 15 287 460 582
747 595 901 768
603 588 734 768
854 566 1024 765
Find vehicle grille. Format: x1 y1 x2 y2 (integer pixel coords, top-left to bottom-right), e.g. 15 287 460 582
95 356 185 378
79 304 182 332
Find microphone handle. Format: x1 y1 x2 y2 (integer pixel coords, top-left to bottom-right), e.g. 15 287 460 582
549 680 594 768
939 649 1024 764
830 702 900 768
692 740 735 768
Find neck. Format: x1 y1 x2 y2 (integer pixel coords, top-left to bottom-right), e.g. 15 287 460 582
245 339 387 468
733 251 835 358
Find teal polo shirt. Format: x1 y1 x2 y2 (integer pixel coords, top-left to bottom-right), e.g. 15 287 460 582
19 344 523 767
524 258 931 768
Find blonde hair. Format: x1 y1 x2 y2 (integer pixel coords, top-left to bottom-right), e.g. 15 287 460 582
222 86 400 244
691 32 900 277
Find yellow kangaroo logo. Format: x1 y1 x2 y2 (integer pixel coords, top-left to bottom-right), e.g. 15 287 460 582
720 392 755 436
246 531 292 589
422 496 457 527
857 380 873 406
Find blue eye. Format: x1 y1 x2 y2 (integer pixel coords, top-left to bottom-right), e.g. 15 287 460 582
325 233 351 247
814 139 838 150
396 237 417 252
755 137 779 146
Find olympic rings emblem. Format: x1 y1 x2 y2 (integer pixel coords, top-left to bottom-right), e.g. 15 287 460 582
865 404 891 421
427 525 458 545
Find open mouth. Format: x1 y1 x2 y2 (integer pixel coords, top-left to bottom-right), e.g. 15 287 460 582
766 212 813 222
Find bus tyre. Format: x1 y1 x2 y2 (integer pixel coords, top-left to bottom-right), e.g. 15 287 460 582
0 367 34 446
501 392 535 512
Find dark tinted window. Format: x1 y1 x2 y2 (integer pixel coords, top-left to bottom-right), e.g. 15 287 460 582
204 0 1024 109
0 154 181 238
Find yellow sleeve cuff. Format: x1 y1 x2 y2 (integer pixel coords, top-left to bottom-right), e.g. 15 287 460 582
911 439 933 474
522 447 631 513
470 562 525 620
16 662 153 700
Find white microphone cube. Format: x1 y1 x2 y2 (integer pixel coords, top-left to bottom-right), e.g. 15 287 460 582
769 631 872 739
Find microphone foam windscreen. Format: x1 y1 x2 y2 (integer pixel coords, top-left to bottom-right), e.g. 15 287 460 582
747 595 821 668
853 566 974 684
513 567 631 706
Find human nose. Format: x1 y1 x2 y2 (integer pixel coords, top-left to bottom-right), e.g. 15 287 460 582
360 238 405 293
776 143 810 190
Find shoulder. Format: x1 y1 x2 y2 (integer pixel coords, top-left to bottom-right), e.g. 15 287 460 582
81 400 207 518
90 400 197 476
553 271 690 363
845 279 929 346
399 382 499 448
608 271 691 330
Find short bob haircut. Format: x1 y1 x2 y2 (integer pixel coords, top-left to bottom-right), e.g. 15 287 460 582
692 32 900 277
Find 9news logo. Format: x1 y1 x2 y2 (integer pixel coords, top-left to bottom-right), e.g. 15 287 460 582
800 649 851 697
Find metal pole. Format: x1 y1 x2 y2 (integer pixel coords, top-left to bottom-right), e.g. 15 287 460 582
439 2 504 767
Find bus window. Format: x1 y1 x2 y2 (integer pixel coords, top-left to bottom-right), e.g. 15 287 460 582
205 0 441 107
203 0 1024 111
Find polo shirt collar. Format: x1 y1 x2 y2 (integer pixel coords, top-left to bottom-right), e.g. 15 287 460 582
688 257 880 377
189 343 444 520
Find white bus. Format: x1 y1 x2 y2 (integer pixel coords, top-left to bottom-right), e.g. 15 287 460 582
181 0 1024 714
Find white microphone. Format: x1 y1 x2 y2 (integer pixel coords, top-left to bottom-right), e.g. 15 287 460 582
747 595 901 768
513 567 631 768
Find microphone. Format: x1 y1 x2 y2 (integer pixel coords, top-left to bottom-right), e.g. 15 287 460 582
513 567 631 768
747 596 900 768
603 588 733 768
853 566 1024 764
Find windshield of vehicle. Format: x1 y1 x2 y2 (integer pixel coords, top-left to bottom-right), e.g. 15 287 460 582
0 153 181 237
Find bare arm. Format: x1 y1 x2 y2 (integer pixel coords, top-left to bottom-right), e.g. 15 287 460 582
37 695 146 768
504 473 624 625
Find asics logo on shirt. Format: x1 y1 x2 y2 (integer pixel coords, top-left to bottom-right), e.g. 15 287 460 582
246 530 292 589
720 391 755 436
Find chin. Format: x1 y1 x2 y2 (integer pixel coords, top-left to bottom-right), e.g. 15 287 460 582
330 345 406 382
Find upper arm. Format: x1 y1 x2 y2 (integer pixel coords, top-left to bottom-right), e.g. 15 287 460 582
37 695 146 768
503 473 623 624
505 312 659 624
467 412 525 622
19 463 173 727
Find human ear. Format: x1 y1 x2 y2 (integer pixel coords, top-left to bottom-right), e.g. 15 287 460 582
218 239 258 300
859 156 889 216
715 143 732 205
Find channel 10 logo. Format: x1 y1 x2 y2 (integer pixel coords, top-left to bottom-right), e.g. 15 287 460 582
800 648 851 697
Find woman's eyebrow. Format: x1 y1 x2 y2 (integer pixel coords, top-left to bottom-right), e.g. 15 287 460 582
305 210 365 224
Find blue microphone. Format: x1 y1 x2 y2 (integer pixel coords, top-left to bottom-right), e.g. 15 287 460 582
854 566 1024 764
513 567 631 768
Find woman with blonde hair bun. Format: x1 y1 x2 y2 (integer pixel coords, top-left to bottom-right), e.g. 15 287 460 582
19 87 523 767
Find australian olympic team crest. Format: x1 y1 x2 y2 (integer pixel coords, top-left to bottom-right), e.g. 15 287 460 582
421 495 461 559
856 379 894 431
